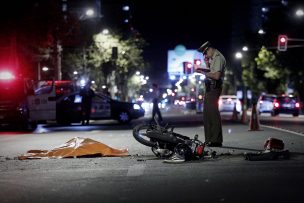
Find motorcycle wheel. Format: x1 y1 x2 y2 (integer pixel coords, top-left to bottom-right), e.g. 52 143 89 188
174 143 193 161
133 123 158 147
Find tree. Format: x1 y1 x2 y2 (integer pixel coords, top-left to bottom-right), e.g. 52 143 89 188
92 32 146 101
254 46 288 94
276 48 304 101
63 30 147 101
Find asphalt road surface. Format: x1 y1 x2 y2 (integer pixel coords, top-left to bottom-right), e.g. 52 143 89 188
1 113 304 203
259 113 304 134
1 155 304 203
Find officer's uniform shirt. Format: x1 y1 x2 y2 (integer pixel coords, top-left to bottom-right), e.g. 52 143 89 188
209 49 226 81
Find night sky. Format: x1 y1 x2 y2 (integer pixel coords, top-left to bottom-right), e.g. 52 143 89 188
0 0 236 84
130 1 233 84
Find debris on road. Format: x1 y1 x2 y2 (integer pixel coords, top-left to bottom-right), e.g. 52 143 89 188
244 137 290 161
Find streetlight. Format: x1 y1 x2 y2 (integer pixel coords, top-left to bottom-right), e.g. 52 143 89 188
85 9 94 17
295 8 304 17
242 46 248 52
235 52 243 59
56 8 98 81
102 29 109 35
235 51 247 123
122 6 130 11
258 29 265 35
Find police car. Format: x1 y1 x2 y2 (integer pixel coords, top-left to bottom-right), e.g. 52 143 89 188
0 71 38 130
56 91 145 124
1 71 144 130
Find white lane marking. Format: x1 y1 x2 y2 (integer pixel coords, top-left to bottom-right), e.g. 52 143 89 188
127 164 146 177
261 124 304 137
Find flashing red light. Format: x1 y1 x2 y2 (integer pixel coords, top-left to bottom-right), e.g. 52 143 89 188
0 71 15 80
295 102 300 108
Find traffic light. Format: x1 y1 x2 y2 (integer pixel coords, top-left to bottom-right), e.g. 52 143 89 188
277 35 288 51
183 62 193 75
194 59 201 66
193 59 202 71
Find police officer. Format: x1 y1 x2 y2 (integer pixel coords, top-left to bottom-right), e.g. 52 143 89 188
151 83 163 123
80 82 95 125
197 41 226 147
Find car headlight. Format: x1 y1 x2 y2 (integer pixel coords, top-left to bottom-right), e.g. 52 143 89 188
133 104 141 110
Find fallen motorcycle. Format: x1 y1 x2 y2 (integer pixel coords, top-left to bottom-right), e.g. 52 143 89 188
132 121 206 160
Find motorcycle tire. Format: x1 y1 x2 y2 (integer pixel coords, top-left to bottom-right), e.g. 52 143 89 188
133 123 159 147
174 143 193 161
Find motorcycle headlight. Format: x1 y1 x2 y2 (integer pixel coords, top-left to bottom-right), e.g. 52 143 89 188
133 104 141 110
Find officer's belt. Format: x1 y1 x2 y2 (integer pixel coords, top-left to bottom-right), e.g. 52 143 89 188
204 78 222 89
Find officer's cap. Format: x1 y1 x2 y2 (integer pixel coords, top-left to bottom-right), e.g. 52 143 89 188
197 41 211 54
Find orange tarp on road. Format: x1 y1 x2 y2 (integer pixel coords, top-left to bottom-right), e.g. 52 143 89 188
18 137 129 160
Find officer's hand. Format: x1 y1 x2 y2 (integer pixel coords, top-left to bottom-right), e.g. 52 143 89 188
195 68 209 75
204 57 210 67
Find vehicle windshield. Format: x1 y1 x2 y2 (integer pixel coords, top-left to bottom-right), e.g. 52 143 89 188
35 80 76 97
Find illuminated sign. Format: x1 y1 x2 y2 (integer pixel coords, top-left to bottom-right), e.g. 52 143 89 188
167 45 205 77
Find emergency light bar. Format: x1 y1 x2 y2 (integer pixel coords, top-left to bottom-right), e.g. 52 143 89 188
0 71 15 80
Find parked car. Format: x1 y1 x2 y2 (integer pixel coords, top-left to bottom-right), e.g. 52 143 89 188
56 91 145 124
257 94 277 114
218 95 242 113
271 95 301 117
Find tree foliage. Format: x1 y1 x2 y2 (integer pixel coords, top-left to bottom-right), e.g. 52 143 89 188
63 30 147 101
254 47 287 94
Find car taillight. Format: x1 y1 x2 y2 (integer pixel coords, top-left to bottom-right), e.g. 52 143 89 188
295 103 300 108
274 102 280 108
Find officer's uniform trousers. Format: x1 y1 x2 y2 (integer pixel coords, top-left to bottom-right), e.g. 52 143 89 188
203 86 223 143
